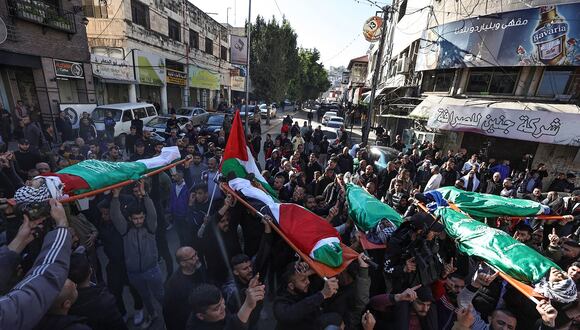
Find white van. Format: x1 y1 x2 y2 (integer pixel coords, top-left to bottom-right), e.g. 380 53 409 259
92 102 158 144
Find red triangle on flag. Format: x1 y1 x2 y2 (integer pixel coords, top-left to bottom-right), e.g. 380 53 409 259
222 111 249 165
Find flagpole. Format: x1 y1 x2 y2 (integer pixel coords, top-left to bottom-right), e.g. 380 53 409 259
243 0 252 134
206 171 221 215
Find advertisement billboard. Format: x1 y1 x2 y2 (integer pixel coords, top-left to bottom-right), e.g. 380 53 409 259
134 50 165 86
415 3 580 71
230 35 248 65
189 65 220 90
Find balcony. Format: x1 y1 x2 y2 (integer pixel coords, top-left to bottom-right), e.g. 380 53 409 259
7 0 76 34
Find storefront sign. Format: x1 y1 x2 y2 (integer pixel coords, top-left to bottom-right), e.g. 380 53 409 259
54 59 84 79
134 50 165 86
231 75 245 91
427 104 580 146
91 54 133 82
230 35 248 65
363 16 383 42
166 69 187 86
416 3 580 71
189 65 220 90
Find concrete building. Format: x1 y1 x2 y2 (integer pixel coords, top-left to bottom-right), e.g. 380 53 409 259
85 0 231 112
368 0 580 184
0 0 95 126
345 55 368 104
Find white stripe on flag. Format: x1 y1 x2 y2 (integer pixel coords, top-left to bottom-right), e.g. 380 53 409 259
136 146 181 169
228 178 280 221
311 237 341 258
238 146 270 184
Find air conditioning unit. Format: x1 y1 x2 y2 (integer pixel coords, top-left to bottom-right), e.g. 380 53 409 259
396 56 409 74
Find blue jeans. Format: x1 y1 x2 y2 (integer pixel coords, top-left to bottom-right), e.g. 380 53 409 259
128 264 164 316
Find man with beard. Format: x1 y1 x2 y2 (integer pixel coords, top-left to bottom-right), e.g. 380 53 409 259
163 247 206 330
273 263 341 330
369 284 438 329
433 268 465 330
14 138 42 180
222 218 272 330
484 172 503 195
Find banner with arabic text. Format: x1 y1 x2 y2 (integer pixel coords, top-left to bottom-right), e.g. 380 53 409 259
427 104 580 146
415 3 580 71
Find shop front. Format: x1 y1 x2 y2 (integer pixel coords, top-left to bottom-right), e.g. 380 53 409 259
166 69 186 110
91 54 135 105
189 65 220 111
134 50 166 111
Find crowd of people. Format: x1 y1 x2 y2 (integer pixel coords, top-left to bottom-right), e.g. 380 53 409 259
0 108 579 330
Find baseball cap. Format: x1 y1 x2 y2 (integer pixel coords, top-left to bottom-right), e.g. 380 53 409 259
18 138 30 145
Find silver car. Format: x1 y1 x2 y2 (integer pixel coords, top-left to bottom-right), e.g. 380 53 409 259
175 107 210 126
259 104 277 118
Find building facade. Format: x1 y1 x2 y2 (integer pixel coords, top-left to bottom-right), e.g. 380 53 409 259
345 55 368 104
0 0 95 126
369 0 580 183
85 0 231 112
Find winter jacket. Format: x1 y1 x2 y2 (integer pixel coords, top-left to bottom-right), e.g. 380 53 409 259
273 291 325 330
69 284 127 330
33 314 91 330
110 195 158 273
0 227 72 330
169 182 190 217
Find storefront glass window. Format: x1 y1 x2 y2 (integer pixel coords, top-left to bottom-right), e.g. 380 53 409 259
466 68 518 95
536 68 573 97
57 79 80 103
421 70 454 93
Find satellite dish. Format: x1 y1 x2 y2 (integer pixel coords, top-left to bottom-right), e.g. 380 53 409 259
0 17 7 45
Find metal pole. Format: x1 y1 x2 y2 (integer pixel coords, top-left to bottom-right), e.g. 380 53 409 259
244 0 251 134
362 6 389 145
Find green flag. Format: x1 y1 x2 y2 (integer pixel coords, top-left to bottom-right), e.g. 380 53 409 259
436 207 558 283
346 183 403 231
437 186 548 219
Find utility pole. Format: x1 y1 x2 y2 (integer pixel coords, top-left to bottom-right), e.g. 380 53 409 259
244 0 251 134
362 6 390 146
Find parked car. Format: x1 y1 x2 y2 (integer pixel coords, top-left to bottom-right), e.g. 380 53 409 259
370 146 401 171
322 111 338 125
326 116 345 128
92 102 158 145
321 127 342 154
175 107 210 126
259 104 277 118
199 114 226 135
143 116 190 137
239 105 257 120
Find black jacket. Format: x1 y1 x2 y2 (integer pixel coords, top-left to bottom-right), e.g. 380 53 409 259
33 314 91 330
163 269 207 330
186 313 248 330
273 291 325 330
69 284 127 330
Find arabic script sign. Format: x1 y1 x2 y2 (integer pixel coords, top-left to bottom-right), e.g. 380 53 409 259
427 105 580 146
415 3 580 70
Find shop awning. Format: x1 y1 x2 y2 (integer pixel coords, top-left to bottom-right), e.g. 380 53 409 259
93 74 137 84
409 95 580 146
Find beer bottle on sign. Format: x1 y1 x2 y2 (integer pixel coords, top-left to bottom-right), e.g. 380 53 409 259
532 5 569 65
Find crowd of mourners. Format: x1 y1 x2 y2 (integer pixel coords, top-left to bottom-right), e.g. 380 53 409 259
0 107 580 330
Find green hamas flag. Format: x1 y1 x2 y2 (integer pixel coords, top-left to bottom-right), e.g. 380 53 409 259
436 207 558 283
346 183 403 231
437 186 548 219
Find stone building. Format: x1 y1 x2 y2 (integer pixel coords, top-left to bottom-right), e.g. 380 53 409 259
85 0 231 112
0 0 95 126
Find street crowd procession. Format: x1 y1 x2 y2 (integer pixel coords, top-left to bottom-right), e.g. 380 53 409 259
1 0 580 328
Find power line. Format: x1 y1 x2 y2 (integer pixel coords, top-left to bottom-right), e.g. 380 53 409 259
273 0 284 18
93 0 125 40
321 34 363 64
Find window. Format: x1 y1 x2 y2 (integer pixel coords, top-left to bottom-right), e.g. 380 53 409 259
121 110 133 122
145 106 157 117
205 37 213 55
168 18 180 41
189 30 199 49
221 46 227 60
131 0 149 28
82 0 108 18
421 70 454 92
133 107 147 119
466 68 519 94
536 68 575 97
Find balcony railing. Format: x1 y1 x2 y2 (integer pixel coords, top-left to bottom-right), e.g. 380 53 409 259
7 0 76 34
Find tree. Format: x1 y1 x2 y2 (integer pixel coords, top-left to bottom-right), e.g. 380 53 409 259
249 16 299 104
288 48 331 103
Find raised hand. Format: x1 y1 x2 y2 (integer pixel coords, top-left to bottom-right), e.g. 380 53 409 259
395 285 421 302
455 304 475 327
404 257 416 273
362 310 376 330
549 228 560 247
536 300 557 327
321 277 339 299
442 257 457 279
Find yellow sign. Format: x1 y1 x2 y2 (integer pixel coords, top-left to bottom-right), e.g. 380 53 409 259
231 76 245 91
189 65 220 90
166 69 187 86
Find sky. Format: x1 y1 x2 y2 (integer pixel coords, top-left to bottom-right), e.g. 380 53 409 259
191 0 389 69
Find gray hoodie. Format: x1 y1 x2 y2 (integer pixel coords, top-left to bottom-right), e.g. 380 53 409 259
111 196 158 273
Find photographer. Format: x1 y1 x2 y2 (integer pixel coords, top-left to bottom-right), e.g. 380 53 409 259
0 199 72 330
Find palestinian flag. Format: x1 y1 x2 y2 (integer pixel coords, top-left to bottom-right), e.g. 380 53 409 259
437 186 550 219
229 177 343 267
346 183 403 231
45 147 181 195
221 111 277 197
